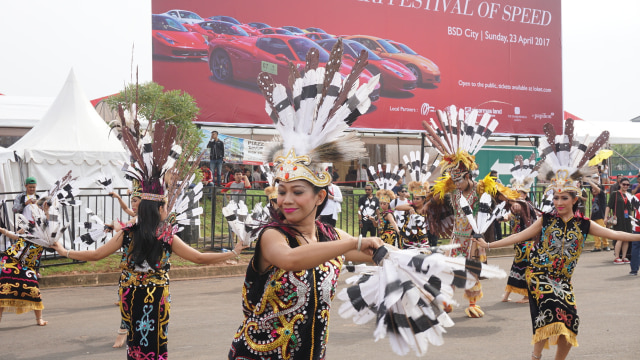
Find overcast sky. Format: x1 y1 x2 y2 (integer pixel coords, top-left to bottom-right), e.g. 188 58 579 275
0 0 638 123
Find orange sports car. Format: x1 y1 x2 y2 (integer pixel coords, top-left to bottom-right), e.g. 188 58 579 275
345 35 440 86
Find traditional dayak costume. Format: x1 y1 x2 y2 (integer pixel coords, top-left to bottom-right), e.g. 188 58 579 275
0 172 79 318
228 39 379 359
526 119 609 348
113 103 203 359
368 163 404 248
422 105 520 318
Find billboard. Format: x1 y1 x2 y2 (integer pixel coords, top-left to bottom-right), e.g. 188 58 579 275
152 0 562 136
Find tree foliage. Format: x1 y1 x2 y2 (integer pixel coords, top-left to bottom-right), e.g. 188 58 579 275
106 81 205 180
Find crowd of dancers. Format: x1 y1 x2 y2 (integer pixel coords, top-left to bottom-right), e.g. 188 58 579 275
2 38 640 360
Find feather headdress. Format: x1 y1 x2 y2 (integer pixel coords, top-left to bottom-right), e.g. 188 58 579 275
402 151 439 197
421 106 498 181
259 38 380 187
536 119 609 193
370 163 404 192
509 154 537 193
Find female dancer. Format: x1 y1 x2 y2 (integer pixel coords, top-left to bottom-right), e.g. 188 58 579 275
0 197 54 326
474 120 640 360
475 190 640 359
502 155 538 303
501 189 537 303
377 189 400 247
52 197 246 359
229 38 384 359
395 185 429 248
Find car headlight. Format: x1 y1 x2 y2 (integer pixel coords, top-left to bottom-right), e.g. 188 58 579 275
158 33 176 45
382 63 403 77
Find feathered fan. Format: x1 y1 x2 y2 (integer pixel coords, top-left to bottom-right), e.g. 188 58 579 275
222 200 266 246
259 38 379 168
74 208 109 251
338 246 506 356
459 192 506 236
170 175 204 232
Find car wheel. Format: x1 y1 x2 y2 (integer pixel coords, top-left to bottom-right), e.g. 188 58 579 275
407 64 422 85
210 50 233 82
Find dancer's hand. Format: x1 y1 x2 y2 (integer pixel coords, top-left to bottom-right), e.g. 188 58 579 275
359 237 384 256
472 235 489 249
50 241 67 254
233 238 250 255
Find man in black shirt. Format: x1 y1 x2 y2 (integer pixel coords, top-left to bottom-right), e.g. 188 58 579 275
358 184 379 237
207 131 225 186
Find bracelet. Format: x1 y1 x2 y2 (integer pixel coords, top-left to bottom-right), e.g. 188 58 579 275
231 249 238 256
357 235 363 252
66 249 71 258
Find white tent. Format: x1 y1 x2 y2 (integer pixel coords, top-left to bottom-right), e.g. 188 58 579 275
6 69 128 193
573 120 640 144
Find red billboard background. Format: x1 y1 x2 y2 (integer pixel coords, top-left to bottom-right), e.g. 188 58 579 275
152 0 562 136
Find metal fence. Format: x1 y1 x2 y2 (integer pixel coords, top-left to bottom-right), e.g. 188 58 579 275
1 184 597 268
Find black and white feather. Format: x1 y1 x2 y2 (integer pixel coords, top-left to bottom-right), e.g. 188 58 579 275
95 175 114 194
369 163 404 190
259 38 379 165
338 246 506 356
74 208 108 251
459 192 505 235
222 200 266 246
402 151 439 183
170 176 204 232
536 119 609 184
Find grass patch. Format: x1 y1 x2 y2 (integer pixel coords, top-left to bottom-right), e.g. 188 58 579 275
40 252 252 276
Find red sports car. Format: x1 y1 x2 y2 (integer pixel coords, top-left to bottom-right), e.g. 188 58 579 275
152 14 208 59
345 35 440 86
208 34 380 101
184 20 250 42
317 39 416 93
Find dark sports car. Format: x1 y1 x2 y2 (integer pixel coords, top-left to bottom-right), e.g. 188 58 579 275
208 34 380 100
247 22 271 30
185 20 250 42
207 15 260 35
152 14 208 59
345 35 440 86
281 26 306 35
317 39 416 93
259 27 295 35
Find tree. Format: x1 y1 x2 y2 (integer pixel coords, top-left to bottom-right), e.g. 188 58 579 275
106 81 205 180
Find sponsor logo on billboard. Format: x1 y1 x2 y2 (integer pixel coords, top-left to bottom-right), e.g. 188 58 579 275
533 112 554 120
421 103 434 116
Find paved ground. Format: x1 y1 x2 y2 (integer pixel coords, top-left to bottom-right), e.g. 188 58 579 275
1 251 639 360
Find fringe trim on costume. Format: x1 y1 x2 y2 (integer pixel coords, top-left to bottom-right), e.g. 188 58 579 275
0 299 44 314
531 323 578 349
463 281 483 302
504 285 528 296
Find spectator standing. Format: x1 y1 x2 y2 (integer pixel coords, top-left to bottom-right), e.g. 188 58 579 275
605 178 633 264
631 173 640 195
390 185 409 226
252 167 262 189
207 131 225 186
358 164 369 188
319 182 342 227
223 164 234 184
330 167 339 183
12 177 40 221
358 184 379 237
590 183 610 251
630 191 640 275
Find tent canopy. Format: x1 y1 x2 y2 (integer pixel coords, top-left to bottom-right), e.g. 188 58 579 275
5 69 128 193
572 120 640 145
